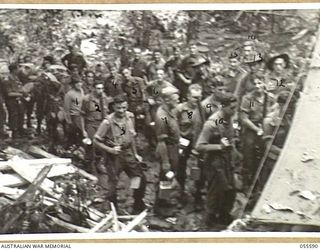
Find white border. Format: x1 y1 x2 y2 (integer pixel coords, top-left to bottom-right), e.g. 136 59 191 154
0 3 320 10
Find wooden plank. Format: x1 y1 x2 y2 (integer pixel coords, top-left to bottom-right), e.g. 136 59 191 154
89 213 113 233
0 158 72 171
120 210 148 232
111 202 120 232
9 159 61 199
27 146 98 182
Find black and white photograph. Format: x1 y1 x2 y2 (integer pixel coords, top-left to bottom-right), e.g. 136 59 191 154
0 5 319 235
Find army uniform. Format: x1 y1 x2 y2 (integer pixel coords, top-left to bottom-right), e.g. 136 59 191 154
196 110 236 224
94 111 146 211
3 74 25 138
81 92 111 139
240 91 266 188
176 101 205 191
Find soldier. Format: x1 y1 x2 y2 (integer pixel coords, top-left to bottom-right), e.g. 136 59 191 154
129 48 148 82
176 84 205 193
121 68 147 129
81 81 111 140
64 75 85 146
265 53 293 97
104 64 124 98
147 50 166 81
82 70 95 95
222 56 248 96
3 63 26 138
196 93 238 226
201 75 227 119
239 74 267 190
93 94 146 213
0 66 9 139
145 69 176 147
165 46 183 85
176 43 207 101
61 45 87 74
154 86 180 214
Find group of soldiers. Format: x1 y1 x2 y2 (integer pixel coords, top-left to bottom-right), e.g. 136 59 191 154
0 39 303 228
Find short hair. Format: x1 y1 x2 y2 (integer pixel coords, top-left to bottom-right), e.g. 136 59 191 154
210 75 225 88
113 93 128 104
94 80 104 87
220 92 237 107
161 86 179 99
188 83 202 93
85 70 95 77
43 56 54 65
8 63 18 72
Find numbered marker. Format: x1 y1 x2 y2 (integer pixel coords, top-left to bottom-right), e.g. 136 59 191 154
132 87 137 94
161 117 168 124
120 127 126 135
187 111 193 119
95 104 101 112
206 104 212 112
215 118 224 126
75 98 78 105
229 52 238 59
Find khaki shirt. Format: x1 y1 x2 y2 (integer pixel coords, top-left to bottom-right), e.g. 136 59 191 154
94 111 136 148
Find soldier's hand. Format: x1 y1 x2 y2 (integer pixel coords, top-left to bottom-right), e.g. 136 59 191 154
111 145 122 155
162 163 171 173
135 154 143 162
257 129 264 136
221 137 231 148
82 131 88 138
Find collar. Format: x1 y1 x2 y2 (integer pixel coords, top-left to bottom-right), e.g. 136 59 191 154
161 104 176 118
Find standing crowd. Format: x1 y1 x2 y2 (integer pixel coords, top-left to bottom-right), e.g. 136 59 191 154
0 39 304 228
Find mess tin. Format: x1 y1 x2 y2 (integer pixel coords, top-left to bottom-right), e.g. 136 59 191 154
179 137 191 155
159 181 173 199
130 176 141 189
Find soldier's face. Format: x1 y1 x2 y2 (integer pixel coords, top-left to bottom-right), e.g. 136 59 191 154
122 69 131 79
165 93 179 108
214 86 227 98
114 102 128 117
224 102 237 117
95 84 104 96
189 45 198 56
243 46 253 57
274 58 286 73
74 82 82 90
110 67 117 76
86 73 95 85
229 58 239 69
188 90 202 106
156 70 165 80
174 48 181 57
154 52 161 61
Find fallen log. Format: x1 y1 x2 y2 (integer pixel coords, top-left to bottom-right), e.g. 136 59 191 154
120 210 148 232
47 215 90 233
